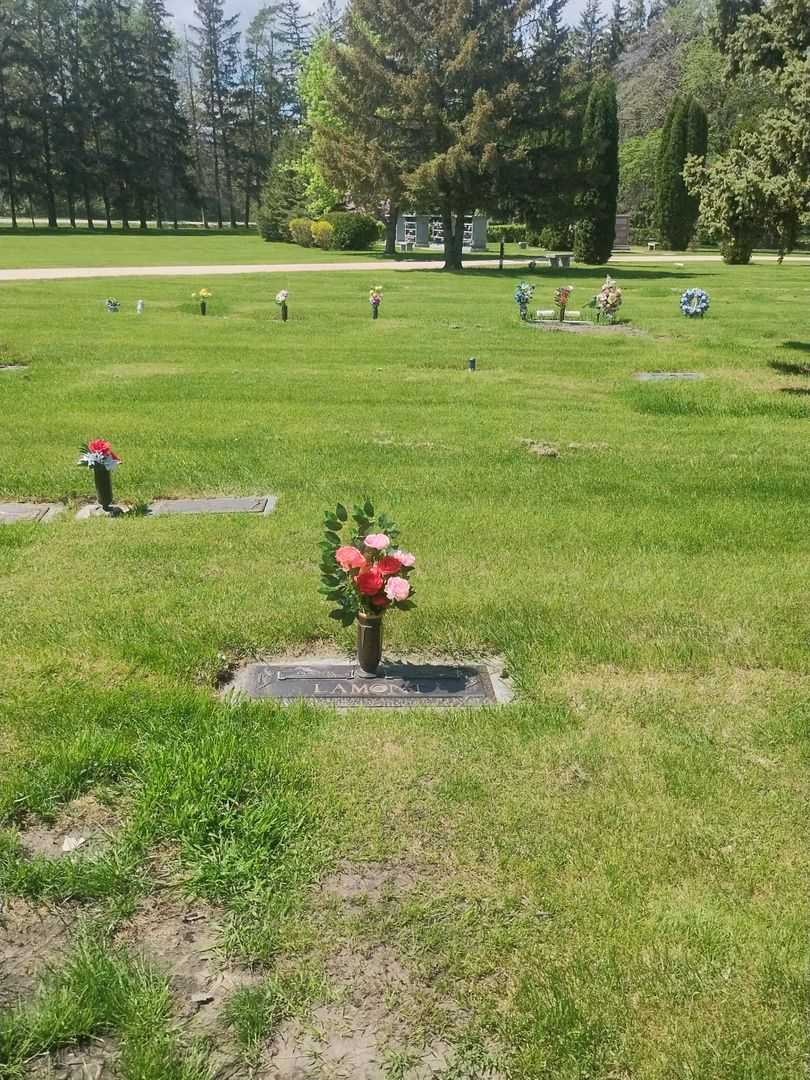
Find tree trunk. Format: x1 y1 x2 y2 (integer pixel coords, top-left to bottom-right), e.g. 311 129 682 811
83 182 94 229
384 203 398 255
442 208 465 270
5 162 17 229
119 184 130 230
102 187 112 230
67 192 76 227
244 191 250 229
41 120 58 227
156 195 163 230
138 198 147 229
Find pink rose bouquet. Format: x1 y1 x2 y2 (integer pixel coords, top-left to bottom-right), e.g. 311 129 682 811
320 499 416 626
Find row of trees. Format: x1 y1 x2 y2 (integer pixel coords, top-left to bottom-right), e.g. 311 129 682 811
0 0 326 229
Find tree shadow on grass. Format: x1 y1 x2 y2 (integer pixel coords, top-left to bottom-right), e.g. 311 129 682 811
779 387 810 396
782 340 810 354
770 359 810 376
455 265 700 281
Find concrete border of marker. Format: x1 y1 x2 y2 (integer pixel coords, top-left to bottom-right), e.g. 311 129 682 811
222 654 514 710
1 495 278 524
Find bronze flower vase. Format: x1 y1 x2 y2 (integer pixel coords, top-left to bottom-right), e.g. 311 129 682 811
93 465 114 511
372 305 378 320
558 305 565 323
200 300 207 316
356 611 383 675
281 302 288 322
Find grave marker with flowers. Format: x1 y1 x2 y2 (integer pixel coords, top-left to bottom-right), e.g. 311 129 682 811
77 439 121 513
554 285 574 321
276 289 289 321
680 288 710 318
369 286 383 319
514 282 535 321
320 500 415 675
192 288 211 315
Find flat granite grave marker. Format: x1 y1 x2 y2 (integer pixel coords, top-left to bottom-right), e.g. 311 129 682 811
634 371 704 381
0 502 64 525
228 660 510 708
147 495 277 516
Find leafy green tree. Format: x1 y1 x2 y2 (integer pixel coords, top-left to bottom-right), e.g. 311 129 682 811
686 0 809 262
573 77 619 263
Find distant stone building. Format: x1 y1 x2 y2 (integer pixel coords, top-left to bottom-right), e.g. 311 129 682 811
395 212 488 251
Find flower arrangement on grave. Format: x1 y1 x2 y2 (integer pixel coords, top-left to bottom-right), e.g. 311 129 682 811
105 298 120 313
320 499 416 675
514 282 535 320
276 289 289 321
588 275 623 323
680 287 710 318
554 285 574 322
369 286 383 319
78 439 120 511
192 287 211 315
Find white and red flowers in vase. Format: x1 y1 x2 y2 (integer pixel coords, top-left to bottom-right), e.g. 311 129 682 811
276 289 289 321
78 439 121 512
320 500 416 675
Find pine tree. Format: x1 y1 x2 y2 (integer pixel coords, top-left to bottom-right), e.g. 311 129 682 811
627 0 645 37
573 77 619 263
656 95 705 249
574 0 606 84
606 0 626 65
256 131 306 239
191 0 241 227
313 0 343 40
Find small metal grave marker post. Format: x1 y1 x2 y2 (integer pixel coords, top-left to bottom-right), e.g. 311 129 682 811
467 357 476 372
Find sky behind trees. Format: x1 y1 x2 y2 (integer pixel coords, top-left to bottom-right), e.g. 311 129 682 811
165 0 587 33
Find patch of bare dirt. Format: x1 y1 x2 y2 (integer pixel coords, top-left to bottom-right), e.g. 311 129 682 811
319 861 422 907
115 896 259 1070
17 795 119 860
26 1037 120 1079
520 439 559 458
260 944 462 1080
0 899 74 1008
528 320 645 335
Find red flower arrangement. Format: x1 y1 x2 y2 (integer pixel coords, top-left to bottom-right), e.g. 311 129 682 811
320 501 416 626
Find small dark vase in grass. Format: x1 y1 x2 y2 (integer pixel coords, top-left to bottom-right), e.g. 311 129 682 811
276 289 289 321
192 288 211 315
78 439 121 512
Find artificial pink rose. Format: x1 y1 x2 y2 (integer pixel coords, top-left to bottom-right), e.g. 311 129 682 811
391 549 415 568
384 576 410 601
377 555 402 576
363 533 390 550
336 545 366 571
356 567 385 595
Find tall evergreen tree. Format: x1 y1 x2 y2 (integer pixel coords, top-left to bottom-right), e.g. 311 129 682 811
607 0 626 65
627 0 645 36
573 0 606 84
573 76 619 263
191 0 241 227
656 94 706 249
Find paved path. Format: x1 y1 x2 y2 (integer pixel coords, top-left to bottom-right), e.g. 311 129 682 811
0 253 808 282
0 259 523 282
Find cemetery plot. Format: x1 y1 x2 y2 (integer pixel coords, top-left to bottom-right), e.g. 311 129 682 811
147 495 277 516
228 660 510 708
0 502 64 524
634 371 705 381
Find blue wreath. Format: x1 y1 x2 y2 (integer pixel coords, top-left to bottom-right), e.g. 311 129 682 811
680 287 710 318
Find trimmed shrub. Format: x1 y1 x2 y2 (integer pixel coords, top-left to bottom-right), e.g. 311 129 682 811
324 212 379 250
539 224 574 250
257 135 307 241
574 78 619 264
487 223 527 243
311 219 334 249
289 217 314 247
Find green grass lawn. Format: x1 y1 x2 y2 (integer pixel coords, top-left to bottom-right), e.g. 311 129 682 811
0 259 808 1079
0 226 520 269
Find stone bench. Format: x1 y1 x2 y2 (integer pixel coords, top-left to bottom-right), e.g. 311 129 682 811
647 240 657 251
546 252 572 269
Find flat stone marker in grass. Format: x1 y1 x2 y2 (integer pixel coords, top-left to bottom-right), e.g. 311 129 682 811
228 659 510 708
0 502 64 524
634 371 704 381
147 495 277 516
